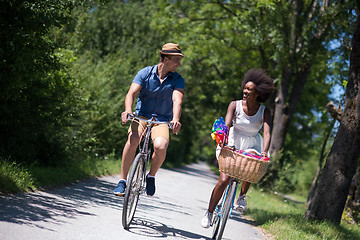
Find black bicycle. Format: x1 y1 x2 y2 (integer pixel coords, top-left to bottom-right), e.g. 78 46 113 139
122 114 172 229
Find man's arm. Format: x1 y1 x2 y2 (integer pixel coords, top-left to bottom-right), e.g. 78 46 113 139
171 88 185 134
122 83 142 124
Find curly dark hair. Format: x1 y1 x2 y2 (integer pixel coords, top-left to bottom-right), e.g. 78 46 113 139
241 68 275 102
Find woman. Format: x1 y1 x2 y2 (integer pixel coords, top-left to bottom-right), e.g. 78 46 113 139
201 68 275 228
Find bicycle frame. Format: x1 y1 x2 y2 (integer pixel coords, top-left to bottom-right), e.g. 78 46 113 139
122 114 172 229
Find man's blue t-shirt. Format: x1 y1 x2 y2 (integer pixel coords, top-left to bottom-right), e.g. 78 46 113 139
133 65 185 121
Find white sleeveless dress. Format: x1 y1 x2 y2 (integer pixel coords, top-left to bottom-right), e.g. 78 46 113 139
216 100 265 158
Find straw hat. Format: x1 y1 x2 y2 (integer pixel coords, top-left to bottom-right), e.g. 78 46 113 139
159 43 184 57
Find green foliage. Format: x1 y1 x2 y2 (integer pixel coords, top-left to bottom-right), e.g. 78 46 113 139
0 0 80 166
259 149 297 193
0 157 37 193
75 0 163 61
70 52 128 156
0 153 121 194
69 0 170 158
30 153 120 187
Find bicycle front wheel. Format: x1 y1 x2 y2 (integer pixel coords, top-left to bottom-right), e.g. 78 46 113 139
215 181 237 240
122 153 146 229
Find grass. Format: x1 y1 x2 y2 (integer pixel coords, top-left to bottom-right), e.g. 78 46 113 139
0 160 37 193
0 156 121 194
244 188 360 240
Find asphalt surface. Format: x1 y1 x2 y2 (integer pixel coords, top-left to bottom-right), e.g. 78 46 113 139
0 161 269 240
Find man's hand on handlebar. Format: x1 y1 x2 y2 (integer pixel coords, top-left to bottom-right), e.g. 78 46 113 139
170 120 181 134
121 111 132 124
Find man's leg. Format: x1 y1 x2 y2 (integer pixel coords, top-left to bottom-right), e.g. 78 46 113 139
148 136 169 176
120 131 141 179
145 124 169 196
114 120 144 196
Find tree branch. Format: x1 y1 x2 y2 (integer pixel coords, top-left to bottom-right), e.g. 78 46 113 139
326 101 342 121
216 0 238 17
212 64 224 79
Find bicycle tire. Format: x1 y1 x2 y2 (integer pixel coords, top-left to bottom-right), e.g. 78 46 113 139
216 181 237 240
122 153 146 229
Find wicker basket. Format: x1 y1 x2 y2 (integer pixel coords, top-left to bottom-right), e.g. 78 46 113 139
218 146 270 183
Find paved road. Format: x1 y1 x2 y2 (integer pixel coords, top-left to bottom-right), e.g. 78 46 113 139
0 161 268 240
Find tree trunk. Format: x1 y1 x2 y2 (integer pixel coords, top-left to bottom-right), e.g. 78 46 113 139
307 101 342 204
307 118 336 204
269 70 291 158
345 165 360 224
304 5 360 224
270 64 312 158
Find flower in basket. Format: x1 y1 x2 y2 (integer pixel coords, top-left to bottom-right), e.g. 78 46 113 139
211 117 229 145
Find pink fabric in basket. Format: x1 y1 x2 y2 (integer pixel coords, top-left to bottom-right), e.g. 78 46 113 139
235 149 269 161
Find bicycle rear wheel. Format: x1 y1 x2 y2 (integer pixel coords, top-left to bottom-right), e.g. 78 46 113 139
214 181 237 240
122 153 146 229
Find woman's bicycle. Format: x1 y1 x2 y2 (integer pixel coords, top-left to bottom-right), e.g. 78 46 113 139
122 113 172 229
210 146 270 240
211 177 238 240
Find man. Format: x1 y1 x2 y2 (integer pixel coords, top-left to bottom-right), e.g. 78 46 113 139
113 43 185 196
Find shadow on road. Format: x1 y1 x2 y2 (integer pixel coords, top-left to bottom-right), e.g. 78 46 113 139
126 217 211 240
230 210 258 226
0 177 122 228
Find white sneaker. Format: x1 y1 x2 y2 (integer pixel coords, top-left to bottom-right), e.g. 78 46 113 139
201 210 213 228
234 194 249 211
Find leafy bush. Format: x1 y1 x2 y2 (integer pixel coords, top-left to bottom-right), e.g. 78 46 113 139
0 0 79 166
